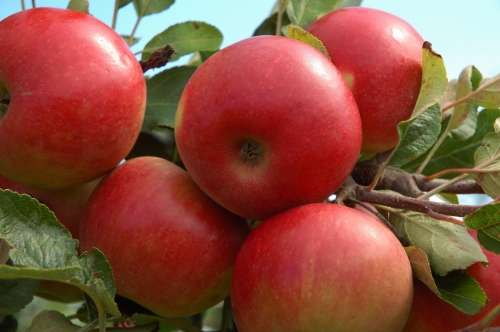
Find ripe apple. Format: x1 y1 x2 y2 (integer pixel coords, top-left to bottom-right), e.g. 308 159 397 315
402 230 500 331
0 8 146 190
307 7 424 154
230 203 413 332
0 173 101 303
175 35 362 221
79 156 251 318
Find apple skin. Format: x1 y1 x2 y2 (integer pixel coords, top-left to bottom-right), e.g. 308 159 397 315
175 35 362 221
307 7 424 154
230 203 413 332
0 8 146 190
79 156 251 318
402 230 500 331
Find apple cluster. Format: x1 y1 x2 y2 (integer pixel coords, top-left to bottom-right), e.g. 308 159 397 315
1 5 498 332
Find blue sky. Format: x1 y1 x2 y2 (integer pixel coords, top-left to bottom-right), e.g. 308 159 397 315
2 1 500 80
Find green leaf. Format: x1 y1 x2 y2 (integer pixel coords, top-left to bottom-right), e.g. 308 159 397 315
286 25 330 60
118 0 133 8
405 247 486 314
133 0 175 17
390 210 487 276
142 21 222 62
410 42 448 120
121 35 140 46
437 193 459 204
387 104 442 167
286 0 340 26
131 314 202 332
253 11 291 36
405 246 439 293
0 278 39 315
403 109 500 176
448 66 481 131
67 0 90 14
334 0 363 9
78 248 120 317
470 72 500 109
25 310 80 332
0 189 120 317
464 203 500 254
0 190 80 270
142 66 196 132
470 132 500 199
434 270 487 315
449 105 478 141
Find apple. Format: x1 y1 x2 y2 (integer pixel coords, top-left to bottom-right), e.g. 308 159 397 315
230 203 413 332
0 8 146 190
307 7 424 154
402 230 500 331
174 35 362 221
79 156 251 318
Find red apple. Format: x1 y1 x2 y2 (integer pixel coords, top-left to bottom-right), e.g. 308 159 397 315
231 203 413 332
79 156 251 318
0 8 145 190
307 7 424 154
174 35 362 221
402 230 500 331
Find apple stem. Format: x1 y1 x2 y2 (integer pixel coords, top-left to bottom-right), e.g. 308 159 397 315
111 0 119 30
275 0 284 36
139 45 176 73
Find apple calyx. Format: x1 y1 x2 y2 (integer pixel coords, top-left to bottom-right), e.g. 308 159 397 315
240 140 262 164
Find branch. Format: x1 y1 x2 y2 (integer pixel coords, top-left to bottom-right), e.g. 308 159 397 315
336 182 482 218
352 156 484 198
139 45 176 73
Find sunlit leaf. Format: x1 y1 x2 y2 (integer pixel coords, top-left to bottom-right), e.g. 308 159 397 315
142 21 222 62
470 132 500 199
390 210 487 276
286 25 330 59
450 105 478 141
142 66 196 132
133 0 175 18
403 109 500 176
464 203 500 254
470 72 500 109
287 0 341 26
448 66 480 130
388 104 442 167
334 0 363 9
410 42 448 120
67 0 89 14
